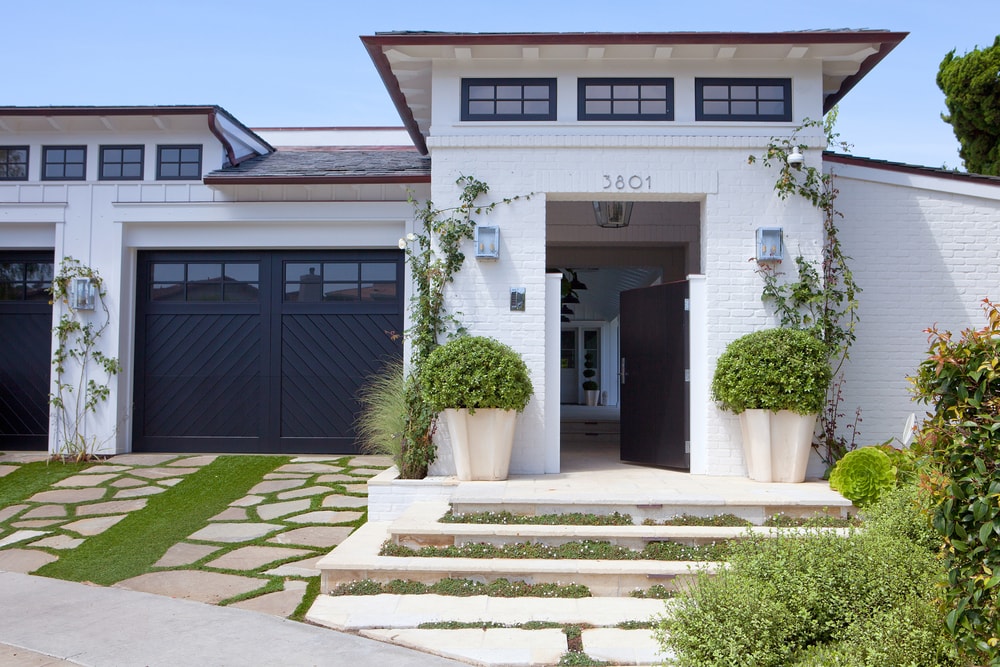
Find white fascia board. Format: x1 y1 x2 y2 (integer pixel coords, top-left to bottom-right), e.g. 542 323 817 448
0 202 67 223
112 200 415 224
828 162 1000 201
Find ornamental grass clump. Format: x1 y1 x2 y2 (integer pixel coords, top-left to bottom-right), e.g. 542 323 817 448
828 446 896 508
420 335 533 414
711 328 831 415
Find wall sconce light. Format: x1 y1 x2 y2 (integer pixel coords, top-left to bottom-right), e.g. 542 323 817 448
786 149 804 169
756 227 784 262
475 226 500 260
70 277 96 310
593 201 633 229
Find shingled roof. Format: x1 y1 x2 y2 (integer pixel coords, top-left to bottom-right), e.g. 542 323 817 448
204 148 430 184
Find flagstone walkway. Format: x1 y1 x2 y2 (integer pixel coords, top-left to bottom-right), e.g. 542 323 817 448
0 451 390 617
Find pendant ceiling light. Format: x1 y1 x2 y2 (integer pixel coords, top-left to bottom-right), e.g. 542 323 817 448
593 201 633 229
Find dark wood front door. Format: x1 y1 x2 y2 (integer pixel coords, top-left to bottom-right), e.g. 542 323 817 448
133 250 403 454
619 280 689 469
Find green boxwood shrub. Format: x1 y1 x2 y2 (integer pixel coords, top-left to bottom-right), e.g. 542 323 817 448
828 446 896 508
420 335 533 413
658 484 956 667
711 328 831 415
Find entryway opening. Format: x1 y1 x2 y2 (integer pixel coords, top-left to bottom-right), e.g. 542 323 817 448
546 199 701 471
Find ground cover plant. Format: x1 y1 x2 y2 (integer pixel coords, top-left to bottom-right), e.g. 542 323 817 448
441 510 633 526
381 539 729 561
657 484 959 666
329 577 592 598
36 455 286 585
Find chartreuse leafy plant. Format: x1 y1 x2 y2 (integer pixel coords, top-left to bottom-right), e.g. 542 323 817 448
828 446 895 508
711 328 831 415
49 257 123 461
420 335 532 414
911 298 1000 663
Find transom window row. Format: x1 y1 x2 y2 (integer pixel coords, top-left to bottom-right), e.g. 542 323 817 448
0 144 203 181
461 77 790 122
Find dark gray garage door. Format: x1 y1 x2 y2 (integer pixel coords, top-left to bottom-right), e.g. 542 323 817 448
133 250 403 454
0 252 54 450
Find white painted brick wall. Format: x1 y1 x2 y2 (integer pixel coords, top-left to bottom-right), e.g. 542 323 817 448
834 168 1000 448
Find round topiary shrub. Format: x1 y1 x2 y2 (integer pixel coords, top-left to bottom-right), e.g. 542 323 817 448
828 446 896 508
420 336 533 414
711 328 831 415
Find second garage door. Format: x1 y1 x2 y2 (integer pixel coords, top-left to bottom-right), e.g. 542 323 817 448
133 250 403 454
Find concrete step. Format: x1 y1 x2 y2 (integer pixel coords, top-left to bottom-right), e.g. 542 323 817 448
389 500 850 550
306 592 671 666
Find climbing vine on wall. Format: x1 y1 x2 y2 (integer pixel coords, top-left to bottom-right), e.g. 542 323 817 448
396 175 530 478
748 111 862 468
49 257 122 461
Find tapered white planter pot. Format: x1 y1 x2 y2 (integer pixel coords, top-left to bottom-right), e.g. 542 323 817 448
442 408 518 481
739 409 817 483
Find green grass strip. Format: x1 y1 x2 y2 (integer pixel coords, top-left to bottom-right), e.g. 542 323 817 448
37 455 287 585
0 461 89 510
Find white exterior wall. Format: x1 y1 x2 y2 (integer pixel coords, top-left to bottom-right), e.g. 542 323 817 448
0 124 426 455
833 163 1000 446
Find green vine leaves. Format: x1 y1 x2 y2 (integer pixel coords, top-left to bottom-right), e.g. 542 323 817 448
49 257 122 461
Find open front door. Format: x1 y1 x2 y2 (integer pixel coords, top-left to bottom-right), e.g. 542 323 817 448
620 280 689 469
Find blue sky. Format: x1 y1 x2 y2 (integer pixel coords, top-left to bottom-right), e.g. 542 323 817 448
7 0 999 169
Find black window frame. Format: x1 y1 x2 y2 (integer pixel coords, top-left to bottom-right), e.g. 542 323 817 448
695 78 792 122
41 145 87 181
156 144 203 181
0 254 54 302
577 78 674 121
461 78 557 121
99 144 145 181
0 146 29 181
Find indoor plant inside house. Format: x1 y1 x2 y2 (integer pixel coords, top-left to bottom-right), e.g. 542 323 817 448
420 335 533 481
711 327 832 482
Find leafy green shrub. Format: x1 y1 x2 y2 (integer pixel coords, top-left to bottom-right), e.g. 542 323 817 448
658 488 949 667
420 335 533 413
911 298 1000 662
354 360 406 468
711 328 831 414
828 447 896 508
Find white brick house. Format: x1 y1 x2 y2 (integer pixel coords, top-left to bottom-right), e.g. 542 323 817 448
2 30 999 480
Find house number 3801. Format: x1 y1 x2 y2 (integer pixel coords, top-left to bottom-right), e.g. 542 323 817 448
603 174 651 190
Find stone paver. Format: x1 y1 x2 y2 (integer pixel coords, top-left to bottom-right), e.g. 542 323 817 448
167 455 216 467
339 484 368 494
116 570 268 604
53 473 120 487
231 495 266 507
0 505 27 522
230 582 308 617
265 554 325 578
12 519 66 529
322 494 369 509
21 505 67 519
189 522 282 543
263 473 310 480
286 510 363 525
110 477 146 488
29 487 105 504
256 499 312 520
62 515 128 536
268 526 353 548
0 464 18 477
582 628 664 665
276 486 334 500
209 507 249 521
108 454 179 466
31 535 84 550
205 546 313 571
315 473 356 483
0 530 49 548
113 485 165 499
154 543 221 568
130 467 199 479
76 499 147 516
158 478 183 487
275 463 341 474
349 468 384 477
360 628 567 667
80 464 132 474
247 479 306 494
0 548 57 573
347 455 392 467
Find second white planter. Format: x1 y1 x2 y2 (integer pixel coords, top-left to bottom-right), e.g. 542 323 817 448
442 407 518 481
739 409 817 483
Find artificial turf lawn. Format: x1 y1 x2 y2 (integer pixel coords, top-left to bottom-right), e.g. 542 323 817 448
0 460 89 510
36 455 288 585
